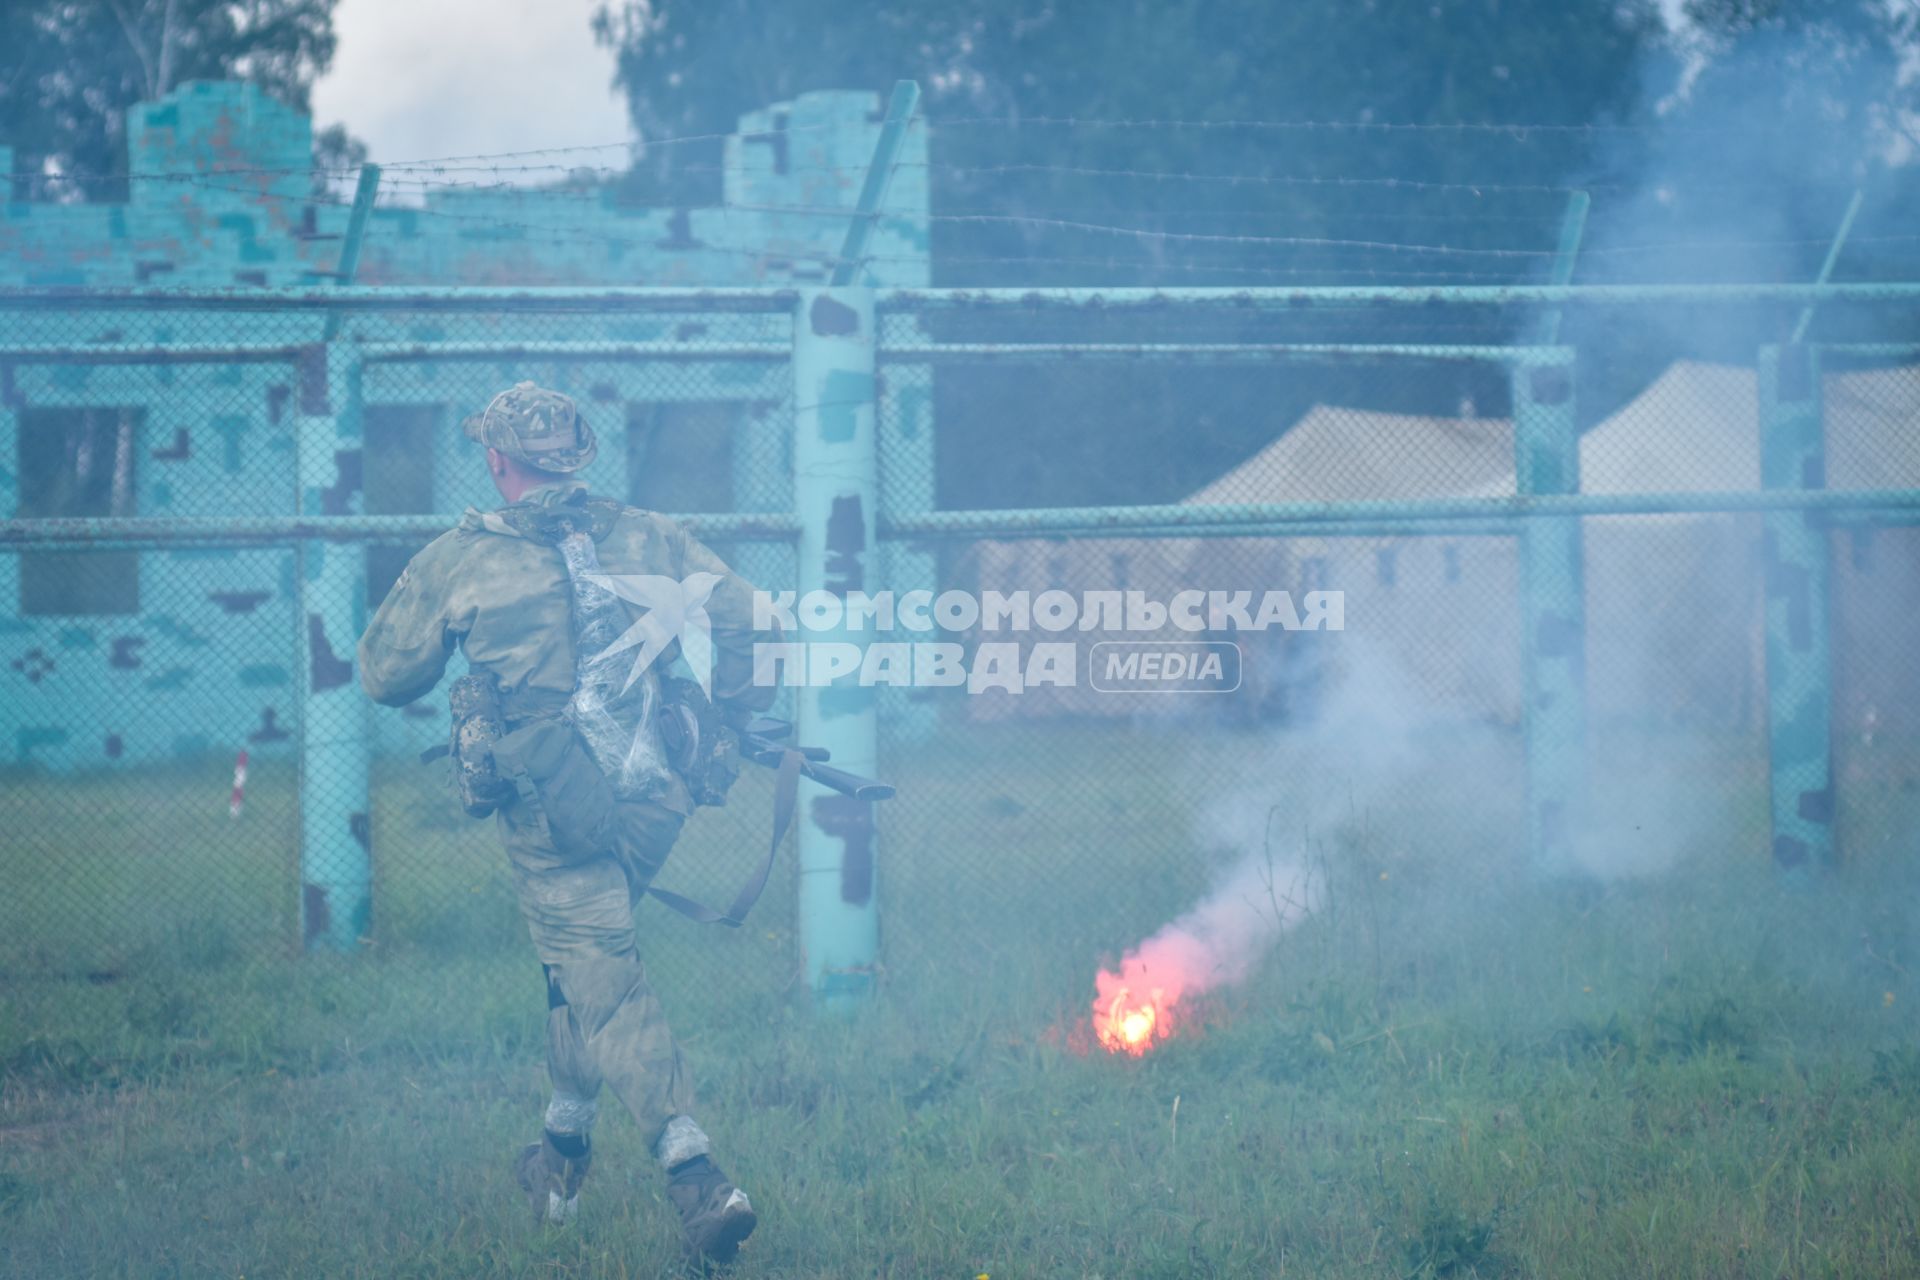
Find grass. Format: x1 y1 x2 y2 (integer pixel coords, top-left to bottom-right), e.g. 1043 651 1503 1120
4 722 1920 1277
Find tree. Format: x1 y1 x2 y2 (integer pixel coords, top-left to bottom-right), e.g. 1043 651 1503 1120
1670 0 1919 261
1565 0 1920 369
1 0 345 201
311 120 366 197
592 0 1664 286
591 0 1672 506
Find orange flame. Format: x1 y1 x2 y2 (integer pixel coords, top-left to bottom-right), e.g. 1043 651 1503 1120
1093 977 1173 1056
1090 855 1320 1057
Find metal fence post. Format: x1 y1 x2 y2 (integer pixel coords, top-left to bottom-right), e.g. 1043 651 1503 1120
833 82 932 741
296 343 372 950
792 287 880 1005
1513 355 1587 876
1757 343 1835 876
1530 191 1589 345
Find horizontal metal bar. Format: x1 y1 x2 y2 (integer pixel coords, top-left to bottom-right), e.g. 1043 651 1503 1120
879 283 1920 310
878 341 1568 365
3 337 1900 370
1811 342 1920 358
358 341 788 363
0 286 802 312
1818 508 1920 529
1 284 1917 315
0 512 801 548
883 489 1920 537
0 343 305 364
7 337 1900 371
977 509 1920 540
8 502 1916 550
923 519 1525 540
0 340 787 365
0 338 1564 367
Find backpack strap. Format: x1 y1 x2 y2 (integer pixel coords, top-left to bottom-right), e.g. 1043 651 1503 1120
642 747 802 927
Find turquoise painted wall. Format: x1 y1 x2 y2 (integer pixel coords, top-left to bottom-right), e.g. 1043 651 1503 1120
0 80 928 771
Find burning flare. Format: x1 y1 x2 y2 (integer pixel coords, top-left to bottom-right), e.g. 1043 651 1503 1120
1094 976 1171 1056
1090 854 1319 1056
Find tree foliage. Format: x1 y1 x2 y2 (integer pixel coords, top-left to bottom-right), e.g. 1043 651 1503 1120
592 0 1665 285
590 0 1919 506
591 0 1919 289
0 0 342 199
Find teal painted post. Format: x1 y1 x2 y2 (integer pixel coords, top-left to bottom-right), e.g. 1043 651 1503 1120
830 81 921 287
297 344 372 950
1512 357 1586 875
836 84 932 740
1790 190 1864 346
1757 344 1834 876
1531 191 1589 345
792 287 879 1005
335 164 382 284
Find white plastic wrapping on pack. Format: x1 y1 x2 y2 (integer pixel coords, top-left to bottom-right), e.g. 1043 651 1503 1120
556 531 675 800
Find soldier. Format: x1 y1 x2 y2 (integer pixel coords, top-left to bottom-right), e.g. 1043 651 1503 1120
357 382 769 1266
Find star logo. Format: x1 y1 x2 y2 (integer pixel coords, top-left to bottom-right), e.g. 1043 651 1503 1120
580 572 725 696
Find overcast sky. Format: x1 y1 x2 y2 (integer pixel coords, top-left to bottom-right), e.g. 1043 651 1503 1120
309 0 633 172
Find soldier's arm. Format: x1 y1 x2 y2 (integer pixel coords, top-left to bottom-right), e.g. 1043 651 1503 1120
357 532 469 708
671 522 777 719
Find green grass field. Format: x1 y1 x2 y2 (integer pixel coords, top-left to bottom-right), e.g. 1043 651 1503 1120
4 723 1920 1277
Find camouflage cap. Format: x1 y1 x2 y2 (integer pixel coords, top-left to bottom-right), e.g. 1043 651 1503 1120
462 381 598 473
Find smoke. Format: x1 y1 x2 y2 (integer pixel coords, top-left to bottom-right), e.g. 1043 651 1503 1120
1093 639 1444 1041
1559 9 1918 876
1095 848 1320 1016
1091 12 1920 1036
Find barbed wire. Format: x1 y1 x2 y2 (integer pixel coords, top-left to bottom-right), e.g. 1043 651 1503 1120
19 158 1857 208
726 203 1918 260
147 171 1900 279
930 163 1858 197
9 96 1902 291
279 169 1883 266
64 178 1536 286
363 178 1585 227
359 158 1854 197
14 110 1869 192
929 115 1832 138
16 160 1889 290
8 119 862 186
167 175 851 271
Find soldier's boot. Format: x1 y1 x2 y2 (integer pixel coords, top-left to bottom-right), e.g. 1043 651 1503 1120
515 1131 592 1225
666 1155 757 1267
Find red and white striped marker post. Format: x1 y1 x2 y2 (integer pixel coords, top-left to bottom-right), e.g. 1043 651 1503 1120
230 749 249 820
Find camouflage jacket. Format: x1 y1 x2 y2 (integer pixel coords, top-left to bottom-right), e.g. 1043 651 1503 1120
357 481 773 808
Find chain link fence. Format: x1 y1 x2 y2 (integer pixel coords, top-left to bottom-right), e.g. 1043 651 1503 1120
3 288 1919 1065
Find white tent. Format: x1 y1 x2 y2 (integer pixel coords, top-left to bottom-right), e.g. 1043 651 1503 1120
1580 362 1765 729
964 361 1920 733
1580 360 1920 736
967 406 1519 722
1824 365 1920 744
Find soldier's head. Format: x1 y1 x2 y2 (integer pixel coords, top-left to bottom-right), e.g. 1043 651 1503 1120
462 381 598 500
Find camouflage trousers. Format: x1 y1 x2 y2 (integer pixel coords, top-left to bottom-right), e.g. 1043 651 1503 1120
498 794 695 1149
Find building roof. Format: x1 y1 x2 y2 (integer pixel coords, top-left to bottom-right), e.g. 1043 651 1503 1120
1185 404 1515 504
1190 360 1920 506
